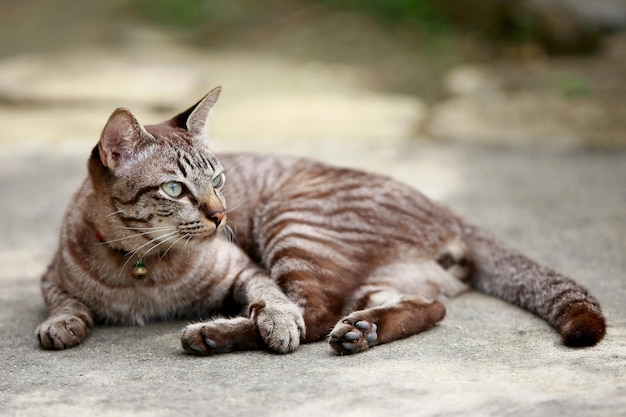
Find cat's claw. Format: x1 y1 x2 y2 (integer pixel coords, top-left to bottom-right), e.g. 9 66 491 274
251 301 305 354
181 319 246 355
182 338 211 354
329 318 378 355
181 333 230 355
36 313 91 350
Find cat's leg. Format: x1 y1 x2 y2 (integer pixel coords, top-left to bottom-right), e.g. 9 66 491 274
181 298 305 356
181 297 305 355
270 269 355 342
181 251 305 355
329 260 464 355
329 288 445 354
36 268 94 350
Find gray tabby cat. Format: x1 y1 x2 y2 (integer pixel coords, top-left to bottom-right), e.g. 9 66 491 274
37 87 606 355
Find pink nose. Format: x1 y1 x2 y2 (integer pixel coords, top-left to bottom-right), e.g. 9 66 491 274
209 211 226 226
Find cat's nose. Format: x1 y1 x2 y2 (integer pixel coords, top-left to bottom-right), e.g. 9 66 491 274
208 210 226 226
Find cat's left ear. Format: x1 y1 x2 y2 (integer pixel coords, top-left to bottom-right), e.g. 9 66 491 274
167 86 221 142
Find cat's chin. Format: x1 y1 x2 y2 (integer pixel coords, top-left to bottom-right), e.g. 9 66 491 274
188 229 223 244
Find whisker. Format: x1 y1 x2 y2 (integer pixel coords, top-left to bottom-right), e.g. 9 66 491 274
225 203 243 214
160 233 190 260
119 231 177 273
223 223 237 243
120 250 141 274
114 225 178 232
182 235 193 253
131 232 177 258
100 228 174 245
140 233 180 260
107 210 124 218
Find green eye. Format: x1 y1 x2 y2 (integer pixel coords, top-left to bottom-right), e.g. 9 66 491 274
212 173 225 188
162 181 184 197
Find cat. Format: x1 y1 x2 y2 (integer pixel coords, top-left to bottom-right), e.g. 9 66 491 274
36 87 606 355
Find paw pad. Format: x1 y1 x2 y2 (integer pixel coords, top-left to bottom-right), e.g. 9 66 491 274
329 318 378 355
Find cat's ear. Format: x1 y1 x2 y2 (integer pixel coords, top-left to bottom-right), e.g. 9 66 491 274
167 86 221 141
98 108 152 171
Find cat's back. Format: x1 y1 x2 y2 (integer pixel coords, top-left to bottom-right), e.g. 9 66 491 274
219 152 305 191
219 152 462 259
219 152 429 200
219 152 403 217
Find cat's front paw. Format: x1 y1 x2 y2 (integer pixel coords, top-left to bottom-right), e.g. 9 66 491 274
181 317 259 355
329 317 378 355
36 314 91 350
250 301 305 354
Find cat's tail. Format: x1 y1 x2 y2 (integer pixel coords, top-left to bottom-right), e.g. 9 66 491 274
461 223 606 347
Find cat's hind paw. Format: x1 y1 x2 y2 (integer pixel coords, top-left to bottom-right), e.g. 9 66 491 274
329 318 378 355
36 313 91 350
250 301 305 354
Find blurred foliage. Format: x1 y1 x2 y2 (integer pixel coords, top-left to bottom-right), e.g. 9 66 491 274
129 0 452 33
314 0 451 32
554 73 591 98
129 0 252 28
126 0 467 100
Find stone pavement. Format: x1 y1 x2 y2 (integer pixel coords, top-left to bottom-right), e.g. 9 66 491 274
1 135 625 417
0 6 625 414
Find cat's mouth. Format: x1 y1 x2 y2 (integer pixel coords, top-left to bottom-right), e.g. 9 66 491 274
192 223 235 245
183 220 229 242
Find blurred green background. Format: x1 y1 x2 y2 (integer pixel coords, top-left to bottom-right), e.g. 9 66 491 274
0 0 624 149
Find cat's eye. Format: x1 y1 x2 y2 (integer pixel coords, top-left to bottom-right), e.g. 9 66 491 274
212 173 225 188
161 181 184 198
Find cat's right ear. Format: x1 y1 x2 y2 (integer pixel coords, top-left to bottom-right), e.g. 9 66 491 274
98 108 152 172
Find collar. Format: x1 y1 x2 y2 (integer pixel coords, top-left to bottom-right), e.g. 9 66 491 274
94 226 148 279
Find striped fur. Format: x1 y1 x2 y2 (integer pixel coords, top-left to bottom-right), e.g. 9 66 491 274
37 87 605 354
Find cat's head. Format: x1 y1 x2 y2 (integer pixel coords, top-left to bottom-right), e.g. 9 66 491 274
89 87 231 253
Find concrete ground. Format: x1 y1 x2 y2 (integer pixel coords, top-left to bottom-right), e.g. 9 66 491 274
1 135 625 417
0 3 625 415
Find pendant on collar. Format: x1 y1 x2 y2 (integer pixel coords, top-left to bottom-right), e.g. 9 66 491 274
132 261 148 279
94 226 148 279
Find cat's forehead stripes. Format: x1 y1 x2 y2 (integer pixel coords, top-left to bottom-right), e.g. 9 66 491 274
144 124 218 177
175 149 216 178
